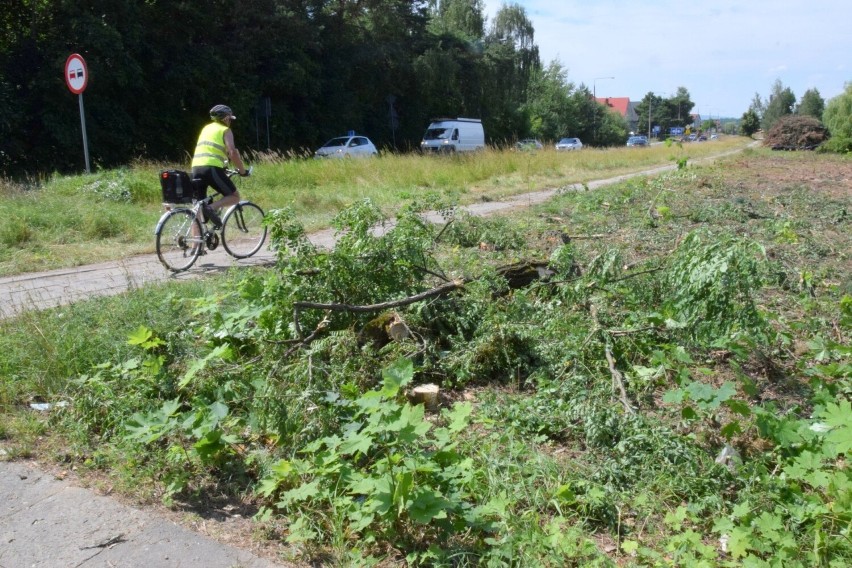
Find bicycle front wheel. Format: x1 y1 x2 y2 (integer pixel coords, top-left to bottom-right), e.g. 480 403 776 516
155 209 204 271
221 201 267 258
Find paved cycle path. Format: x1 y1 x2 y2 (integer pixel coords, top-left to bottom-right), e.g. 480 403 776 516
0 460 290 567
0 164 683 321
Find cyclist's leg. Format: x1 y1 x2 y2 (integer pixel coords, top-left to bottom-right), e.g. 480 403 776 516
191 166 220 226
208 167 240 212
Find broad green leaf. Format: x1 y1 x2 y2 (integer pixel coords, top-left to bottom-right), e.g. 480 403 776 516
753 511 784 541
686 381 715 402
127 325 153 346
663 388 685 404
381 358 414 398
721 420 742 440
444 402 473 434
408 488 449 523
194 429 226 461
285 516 317 543
820 400 852 455
554 484 576 504
348 475 380 496
277 479 321 506
727 526 753 558
339 431 373 456
725 399 752 417
732 501 752 519
208 401 229 421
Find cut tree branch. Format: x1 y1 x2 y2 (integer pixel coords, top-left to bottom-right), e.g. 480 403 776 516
293 279 465 313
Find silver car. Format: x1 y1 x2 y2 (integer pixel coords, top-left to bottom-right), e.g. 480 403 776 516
315 135 378 158
555 137 583 151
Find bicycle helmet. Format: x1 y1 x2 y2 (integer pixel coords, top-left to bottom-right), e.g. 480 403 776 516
209 104 236 121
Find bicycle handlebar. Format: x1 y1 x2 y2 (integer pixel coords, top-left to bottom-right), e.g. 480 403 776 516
225 165 252 178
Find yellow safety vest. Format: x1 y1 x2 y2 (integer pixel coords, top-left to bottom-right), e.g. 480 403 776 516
192 122 229 167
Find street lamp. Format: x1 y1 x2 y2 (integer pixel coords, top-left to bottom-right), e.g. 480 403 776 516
593 76 614 144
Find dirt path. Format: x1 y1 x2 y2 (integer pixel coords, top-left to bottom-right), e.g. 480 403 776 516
0 160 697 320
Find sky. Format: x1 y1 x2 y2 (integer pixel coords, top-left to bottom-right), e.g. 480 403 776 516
482 0 851 119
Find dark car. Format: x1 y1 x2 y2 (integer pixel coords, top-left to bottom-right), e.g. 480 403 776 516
626 136 648 147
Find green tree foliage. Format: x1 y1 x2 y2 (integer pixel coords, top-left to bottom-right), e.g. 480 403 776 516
822 82 852 153
667 86 695 128
761 79 796 131
796 88 825 119
480 3 541 142
740 109 761 137
633 88 694 140
429 0 485 40
522 62 578 142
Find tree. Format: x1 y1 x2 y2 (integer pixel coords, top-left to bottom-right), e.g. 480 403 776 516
761 79 796 131
822 82 852 153
521 62 575 142
636 92 666 139
796 88 825 120
429 0 485 40
481 3 540 142
740 109 760 137
749 93 765 118
666 87 694 128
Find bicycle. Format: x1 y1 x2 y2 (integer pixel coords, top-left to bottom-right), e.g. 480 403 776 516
154 167 267 272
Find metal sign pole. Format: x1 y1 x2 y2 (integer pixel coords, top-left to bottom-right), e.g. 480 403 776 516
79 93 91 173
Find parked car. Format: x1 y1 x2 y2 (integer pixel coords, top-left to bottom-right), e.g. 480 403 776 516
315 135 378 158
626 136 648 147
516 138 543 151
555 137 583 151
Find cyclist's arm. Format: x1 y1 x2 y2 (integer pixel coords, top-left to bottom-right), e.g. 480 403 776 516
224 129 248 175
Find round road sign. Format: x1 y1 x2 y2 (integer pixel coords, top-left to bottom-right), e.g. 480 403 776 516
65 53 88 94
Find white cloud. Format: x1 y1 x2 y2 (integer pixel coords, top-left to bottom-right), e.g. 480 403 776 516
483 0 852 116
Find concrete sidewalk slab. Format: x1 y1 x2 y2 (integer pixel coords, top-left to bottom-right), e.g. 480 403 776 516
0 461 289 567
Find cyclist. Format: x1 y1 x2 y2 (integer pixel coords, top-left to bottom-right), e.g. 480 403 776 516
191 104 249 228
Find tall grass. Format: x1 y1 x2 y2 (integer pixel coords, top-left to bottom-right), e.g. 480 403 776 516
0 138 751 276
0 276 221 409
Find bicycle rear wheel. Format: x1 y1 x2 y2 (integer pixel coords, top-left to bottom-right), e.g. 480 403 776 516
221 201 267 258
155 209 204 271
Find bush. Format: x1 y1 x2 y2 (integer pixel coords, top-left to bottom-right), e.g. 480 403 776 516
822 83 852 153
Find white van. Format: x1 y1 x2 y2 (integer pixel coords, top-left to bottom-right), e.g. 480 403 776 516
420 118 485 153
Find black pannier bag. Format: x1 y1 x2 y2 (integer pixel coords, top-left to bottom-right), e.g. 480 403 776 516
159 170 195 203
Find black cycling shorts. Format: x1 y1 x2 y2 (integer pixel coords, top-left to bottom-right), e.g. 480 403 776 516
191 166 238 199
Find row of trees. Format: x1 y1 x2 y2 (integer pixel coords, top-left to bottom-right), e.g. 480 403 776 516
739 78 852 152
1 0 641 177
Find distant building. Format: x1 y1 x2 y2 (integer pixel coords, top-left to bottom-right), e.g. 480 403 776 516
595 97 639 134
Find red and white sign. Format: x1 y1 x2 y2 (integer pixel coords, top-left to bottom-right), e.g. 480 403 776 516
64 53 88 94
